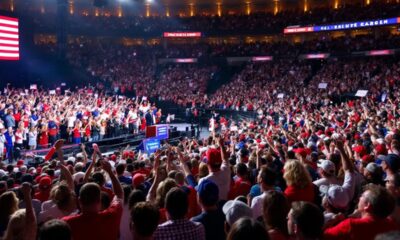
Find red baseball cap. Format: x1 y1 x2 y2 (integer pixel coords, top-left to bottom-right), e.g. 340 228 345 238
375 144 387 155
17 160 24 167
352 145 367 157
206 148 222 166
132 174 145 188
293 148 307 158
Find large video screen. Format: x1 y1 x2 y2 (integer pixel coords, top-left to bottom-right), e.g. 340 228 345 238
0 15 19 60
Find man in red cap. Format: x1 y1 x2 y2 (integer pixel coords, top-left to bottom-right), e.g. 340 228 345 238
34 176 52 202
197 137 230 201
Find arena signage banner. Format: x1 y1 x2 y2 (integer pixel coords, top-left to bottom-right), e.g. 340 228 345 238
163 32 202 38
284 17 400 34
299 53 330 59
158 58 198 64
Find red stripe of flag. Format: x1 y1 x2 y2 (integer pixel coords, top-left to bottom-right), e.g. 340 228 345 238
0 16 19 22
0 49 19 53
0 29 19 35
0 35 19 41
0 57 19 60
0 24 18 31
0 43 19 48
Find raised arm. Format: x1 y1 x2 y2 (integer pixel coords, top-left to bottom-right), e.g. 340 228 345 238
146 150 162 203
59 163 74 190
80 143 88 165
21 182 37 240
335 139 354 173
83 143 99 183
101 160 123 199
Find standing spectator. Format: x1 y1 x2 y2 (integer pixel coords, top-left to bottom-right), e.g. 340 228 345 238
62 159 123 240
2 183 37 240
4 109 15 129
198 137 231 201
153 187 205 240
283 160 316 204
0 127 5 160
28 127 37 150
287 202 324 240
226 218 270 240
251 166 277 220
324 185 398 240
130 202 160 240
192 179 226 240
38 219 72 240
0 191 19 237
262 191 290 240
4 127 14 163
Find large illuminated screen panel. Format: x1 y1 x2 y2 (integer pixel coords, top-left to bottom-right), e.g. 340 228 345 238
0 16 19 60
284 17 400 34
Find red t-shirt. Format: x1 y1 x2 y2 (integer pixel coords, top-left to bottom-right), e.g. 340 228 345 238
324 216 399 240
34 190 50 203
230 177 251 199
101 186 115 200
284 184 315 204
73 128 81 138
63 197 123 240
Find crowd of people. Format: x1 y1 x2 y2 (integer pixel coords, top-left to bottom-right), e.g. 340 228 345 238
0 87 162 163
2 2 400 239
2 92 400 239
30 2 400 36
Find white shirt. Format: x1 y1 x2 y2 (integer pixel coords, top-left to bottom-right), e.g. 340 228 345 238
313 176 341 189
251 192 267 219
198 161 231 201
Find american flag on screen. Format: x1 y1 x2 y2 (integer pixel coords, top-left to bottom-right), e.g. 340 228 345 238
0 16 19 60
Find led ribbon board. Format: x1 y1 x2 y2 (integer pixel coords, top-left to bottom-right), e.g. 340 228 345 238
163 32 202 38
284 17 400 34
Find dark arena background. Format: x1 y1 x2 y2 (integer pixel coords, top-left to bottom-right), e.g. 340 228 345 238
1 1 400 240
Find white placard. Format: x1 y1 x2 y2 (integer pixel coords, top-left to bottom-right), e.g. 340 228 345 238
142 96 147 101
30 84 37 90
49 90 56 95
381 93 387 102
355 90 368 97
277 93 284 99
61 83 66 86
318 83 328 89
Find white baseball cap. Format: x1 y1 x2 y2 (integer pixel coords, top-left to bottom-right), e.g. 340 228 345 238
222 200 253 226
317 160 336 175
320 184 349 210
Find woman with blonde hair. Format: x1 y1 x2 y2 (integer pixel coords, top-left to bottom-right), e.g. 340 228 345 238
283 160 316 204
0 192 19 237
39 183 77 224
3 183 37 240
39 164 77 224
